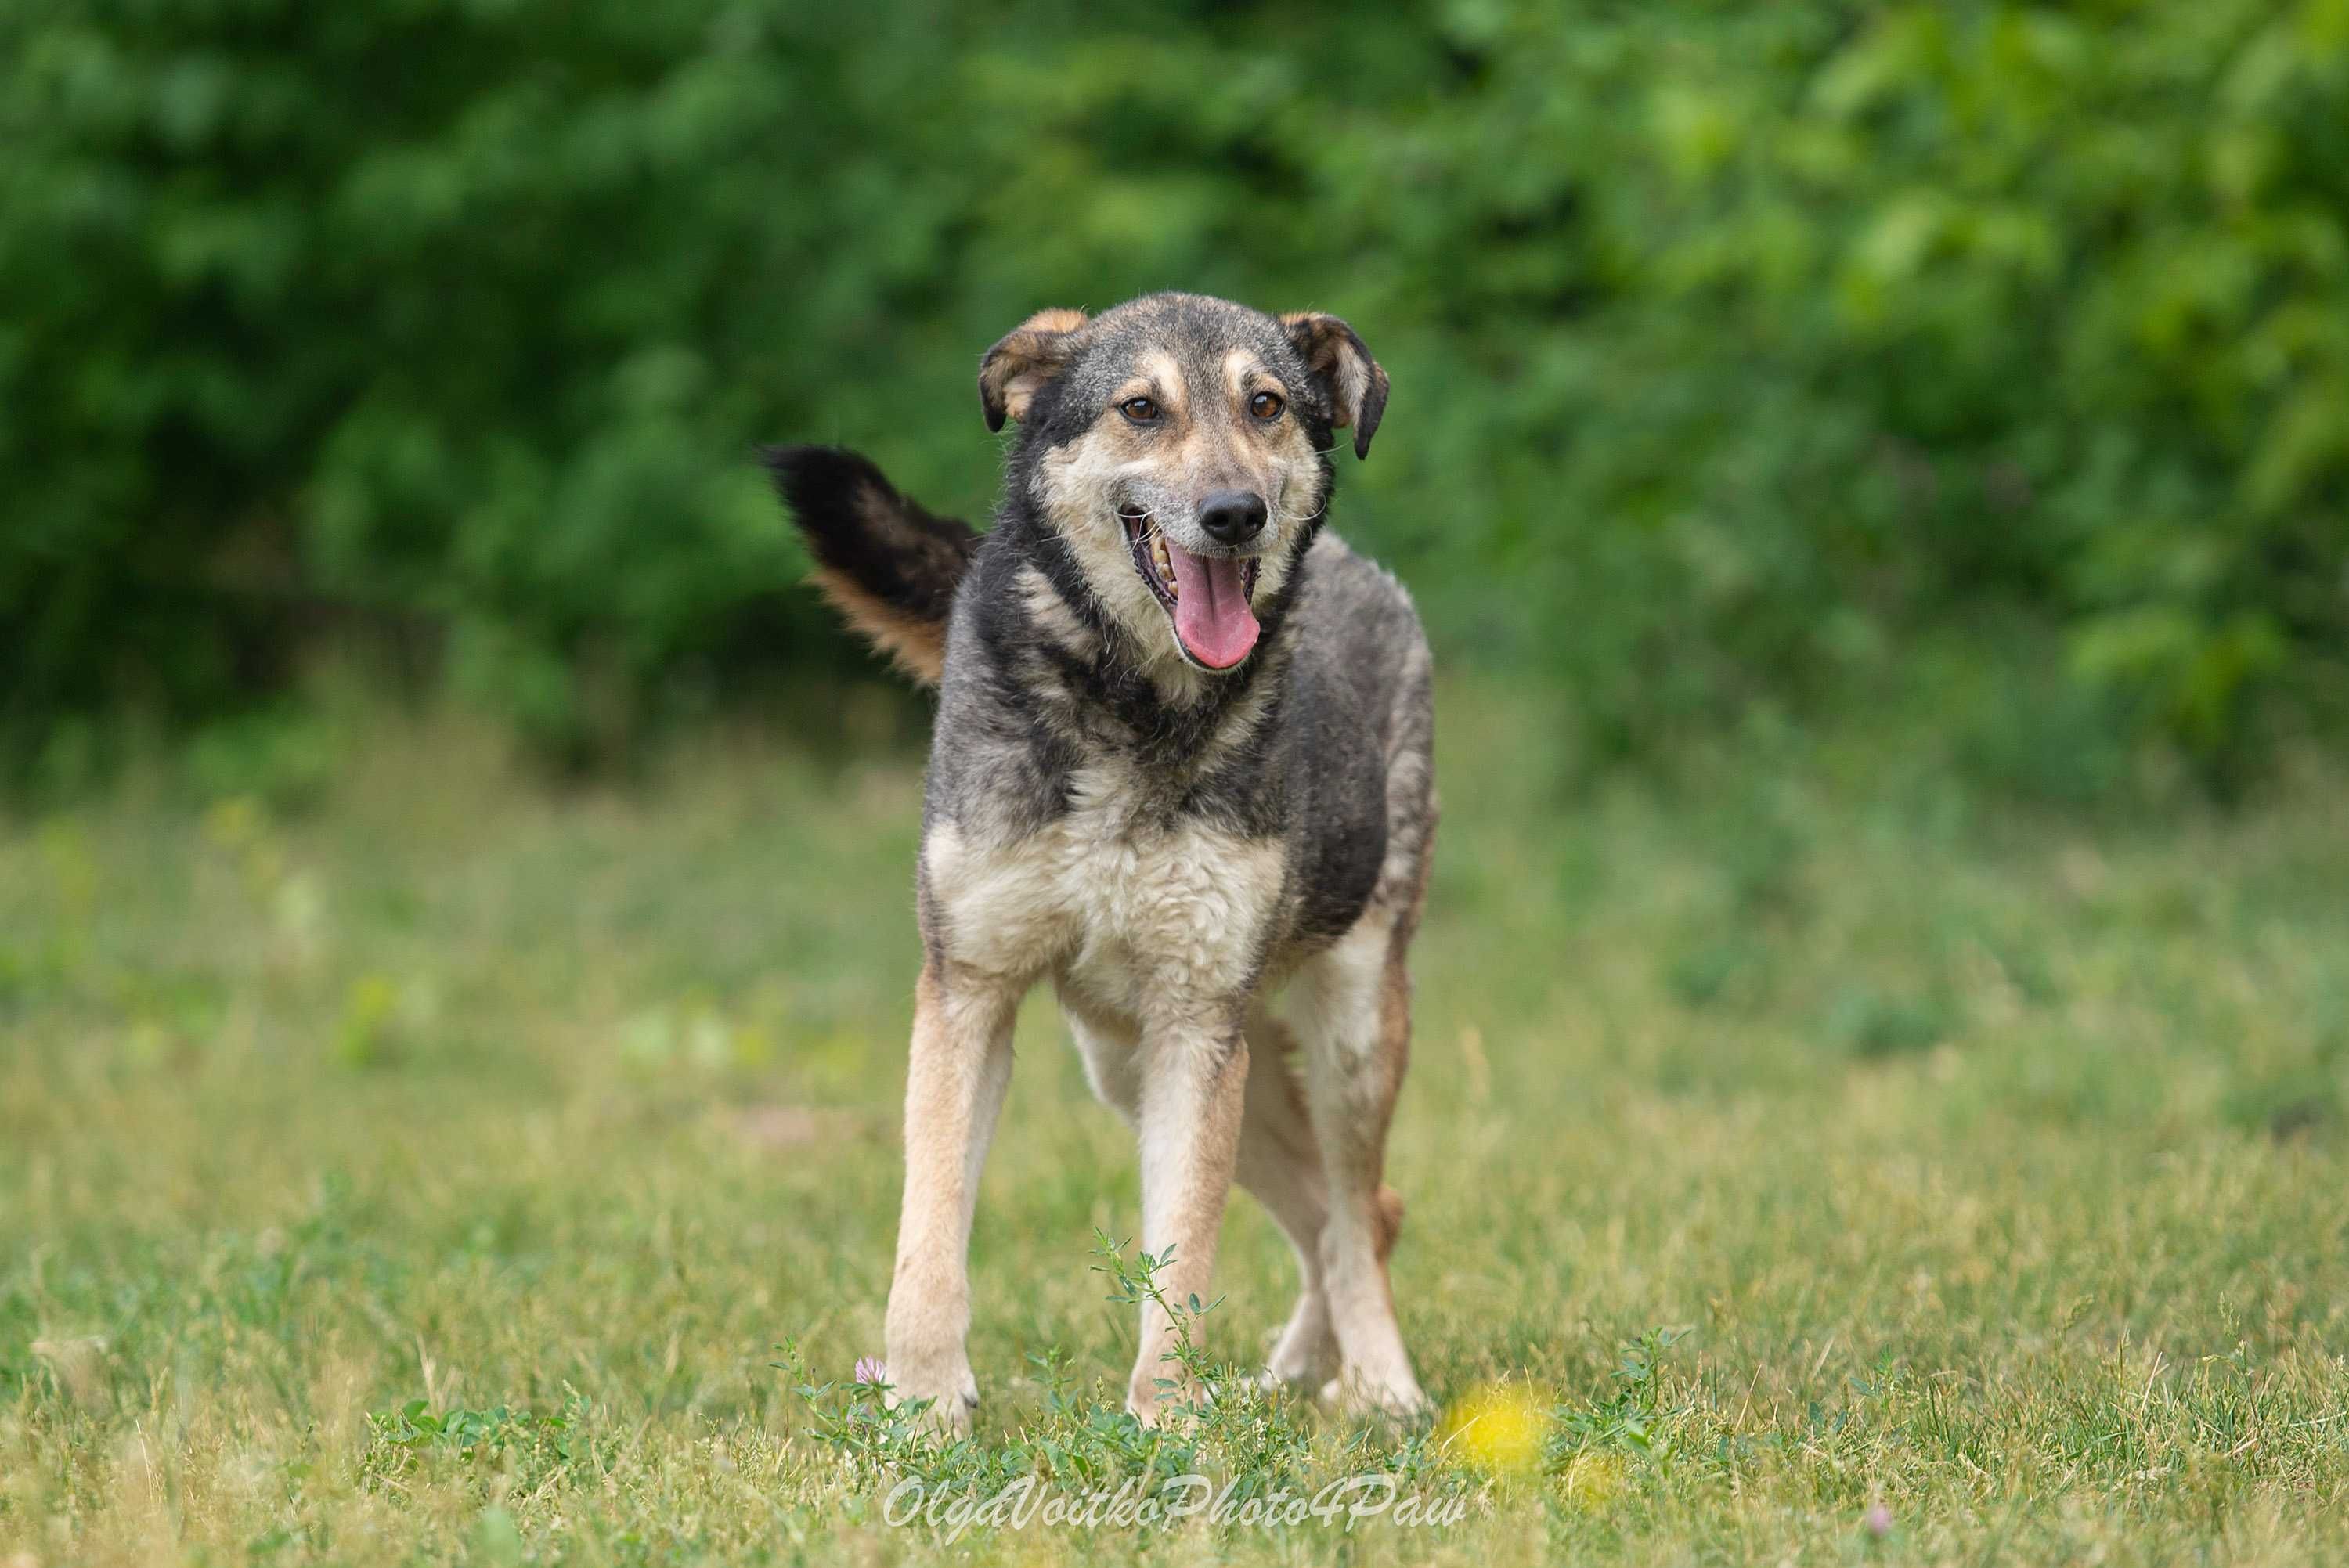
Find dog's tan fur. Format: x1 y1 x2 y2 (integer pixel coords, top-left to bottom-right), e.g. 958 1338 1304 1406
882 964 1016 1418
807 568 949 687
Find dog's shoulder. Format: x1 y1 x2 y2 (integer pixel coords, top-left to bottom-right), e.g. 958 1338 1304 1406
1284 530 1430 742
1299 524 1422 630
1275 532 1433 943
921 534 1088 842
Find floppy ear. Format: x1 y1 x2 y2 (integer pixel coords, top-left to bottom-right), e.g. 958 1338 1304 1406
1279 311 1390 459
978 308 1091 431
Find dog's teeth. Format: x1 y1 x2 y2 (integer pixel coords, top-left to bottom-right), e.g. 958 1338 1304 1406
1152 537 1174 594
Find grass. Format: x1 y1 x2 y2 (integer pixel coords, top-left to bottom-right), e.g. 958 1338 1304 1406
3 676 2347 1565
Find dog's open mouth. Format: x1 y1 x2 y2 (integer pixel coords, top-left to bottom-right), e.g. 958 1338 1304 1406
1120 507 1262 670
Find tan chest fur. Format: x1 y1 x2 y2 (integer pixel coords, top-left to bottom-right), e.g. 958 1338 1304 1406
922 766 1286 1029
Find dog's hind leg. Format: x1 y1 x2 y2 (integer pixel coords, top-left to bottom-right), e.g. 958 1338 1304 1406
1063 998 1142 1124
1290 904 1427 1420
1234 1007 1337 1388
1068 997 1332 1390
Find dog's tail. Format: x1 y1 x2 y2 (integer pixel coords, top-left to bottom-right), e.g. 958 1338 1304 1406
760 445 981 687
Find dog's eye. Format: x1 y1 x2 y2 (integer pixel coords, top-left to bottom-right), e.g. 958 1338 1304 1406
1250 391 1285 421
1119 396 1161 424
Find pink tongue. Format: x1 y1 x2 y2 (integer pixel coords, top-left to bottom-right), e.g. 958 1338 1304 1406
1166 542 1259 669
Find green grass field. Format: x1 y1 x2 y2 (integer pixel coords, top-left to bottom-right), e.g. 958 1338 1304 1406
5 680 2347 1565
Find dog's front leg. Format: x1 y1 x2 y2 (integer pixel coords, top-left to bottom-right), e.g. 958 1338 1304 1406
1128 1025 1249 1422
885 961 1017 1434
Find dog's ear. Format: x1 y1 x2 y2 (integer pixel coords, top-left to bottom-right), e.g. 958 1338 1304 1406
979 308 1090 431
1279 312 1390 460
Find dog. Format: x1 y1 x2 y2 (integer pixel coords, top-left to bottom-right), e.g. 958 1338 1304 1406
764 292 1433 1430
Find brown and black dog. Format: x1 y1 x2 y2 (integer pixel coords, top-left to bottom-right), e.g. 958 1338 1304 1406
767 292 1432 1429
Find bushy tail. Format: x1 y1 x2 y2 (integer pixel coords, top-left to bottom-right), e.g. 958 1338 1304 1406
761 445 980 687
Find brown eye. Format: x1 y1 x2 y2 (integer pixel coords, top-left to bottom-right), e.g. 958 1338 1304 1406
1250 390 1285 420
1120 396 1160 423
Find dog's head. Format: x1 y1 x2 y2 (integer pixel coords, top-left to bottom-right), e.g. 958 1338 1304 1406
980 293 1387 674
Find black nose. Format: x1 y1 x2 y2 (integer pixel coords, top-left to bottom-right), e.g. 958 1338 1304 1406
1198 490 1268 546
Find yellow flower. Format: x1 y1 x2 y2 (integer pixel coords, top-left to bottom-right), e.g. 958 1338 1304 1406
1440 1382 1549 1476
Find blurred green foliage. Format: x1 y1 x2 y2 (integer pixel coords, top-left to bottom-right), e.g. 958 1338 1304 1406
3 0 2344 774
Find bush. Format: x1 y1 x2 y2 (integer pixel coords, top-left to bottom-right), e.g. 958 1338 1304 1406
3 1 2343 772
1304 2 2349 766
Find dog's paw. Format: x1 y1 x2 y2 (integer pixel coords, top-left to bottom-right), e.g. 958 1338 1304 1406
1249 1357 1326 1397
1245 1368 1300 1397
1319 1368 1431 1424
886 1361 980 1437
1257 1330 1335 1393
1257 1293 1336 1392
1125 1373 1207 1429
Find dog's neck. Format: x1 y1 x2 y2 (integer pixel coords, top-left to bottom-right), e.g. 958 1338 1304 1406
981 504 1312 771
